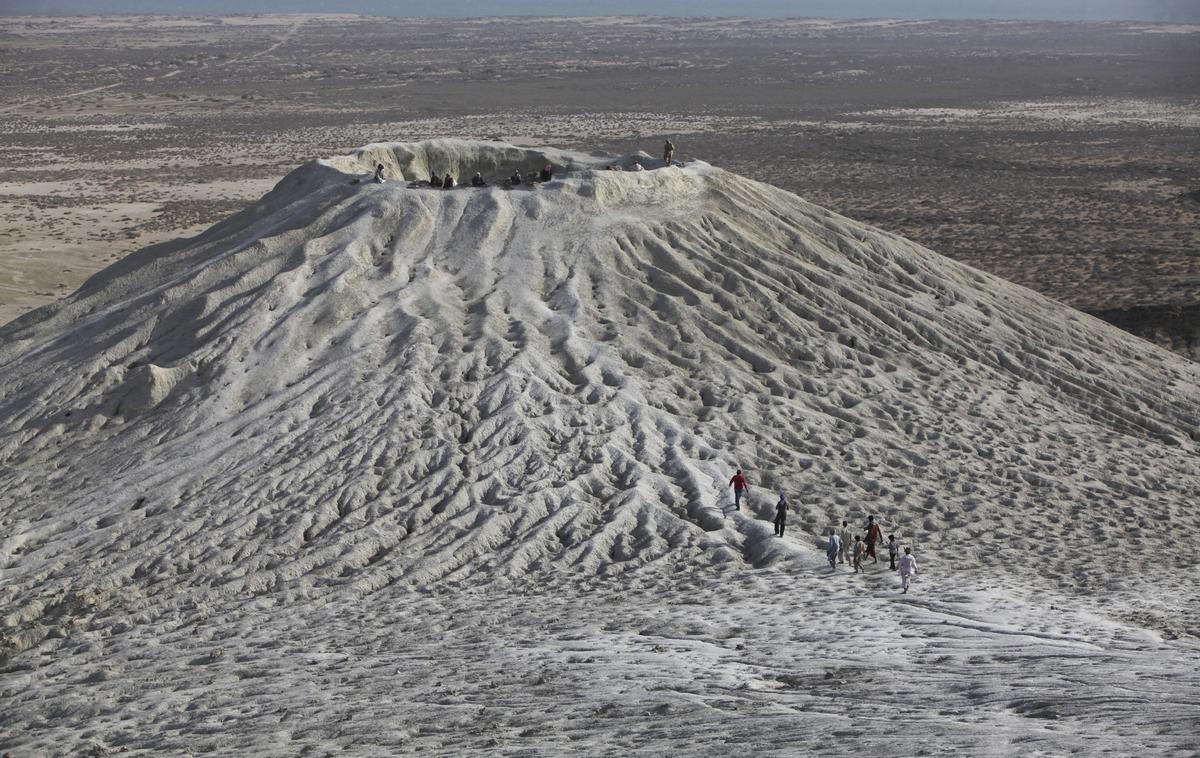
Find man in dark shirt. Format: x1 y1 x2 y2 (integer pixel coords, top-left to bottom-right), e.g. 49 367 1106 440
773 493 788 537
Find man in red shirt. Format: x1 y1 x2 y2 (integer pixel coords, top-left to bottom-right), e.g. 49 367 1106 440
729 469 748 511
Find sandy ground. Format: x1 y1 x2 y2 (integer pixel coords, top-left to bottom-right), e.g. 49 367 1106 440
0 15 1197 349
5 571 1199 756
1 141 1198 754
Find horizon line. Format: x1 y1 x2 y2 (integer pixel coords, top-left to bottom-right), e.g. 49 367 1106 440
0 12 1190 23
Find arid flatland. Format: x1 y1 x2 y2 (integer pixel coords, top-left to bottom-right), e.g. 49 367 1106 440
0 15 1197 352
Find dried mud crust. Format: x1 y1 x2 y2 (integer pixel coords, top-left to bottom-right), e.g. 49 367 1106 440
1 137 1199 754
2 573 1199 756
1 139 1198 623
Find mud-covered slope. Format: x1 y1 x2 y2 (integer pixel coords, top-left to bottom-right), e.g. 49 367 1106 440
1 140 1198 651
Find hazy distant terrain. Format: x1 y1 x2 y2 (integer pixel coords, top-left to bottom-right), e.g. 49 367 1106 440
4 2 1200 22
0 15 1197 354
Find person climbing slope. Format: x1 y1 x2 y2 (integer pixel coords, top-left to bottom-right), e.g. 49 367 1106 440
864 515 883 564
839 519 851 564
663 139 675 166
773 492 788 537
826 529 842 570
851 536 866 573
729 469 749 511
373 163 386 183
898 547 918 593
887 534 899 570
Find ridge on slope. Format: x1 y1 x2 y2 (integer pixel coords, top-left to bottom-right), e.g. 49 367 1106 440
1 139 1198 656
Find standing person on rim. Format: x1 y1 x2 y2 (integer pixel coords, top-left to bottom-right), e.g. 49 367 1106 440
663 138 675 166
773 491 788 537
864 515 883 564
729 469 749 512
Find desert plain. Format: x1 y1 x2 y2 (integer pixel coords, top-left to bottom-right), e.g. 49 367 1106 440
0 14 1197 351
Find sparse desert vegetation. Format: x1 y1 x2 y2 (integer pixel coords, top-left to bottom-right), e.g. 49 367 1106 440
0 15 1197 353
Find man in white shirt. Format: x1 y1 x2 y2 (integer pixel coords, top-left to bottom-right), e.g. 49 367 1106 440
898 547 918 594
826 529 841 570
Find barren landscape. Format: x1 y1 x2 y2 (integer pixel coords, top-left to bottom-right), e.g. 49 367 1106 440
1 138 1198 755
1 15 1199 757
0 15 1197 352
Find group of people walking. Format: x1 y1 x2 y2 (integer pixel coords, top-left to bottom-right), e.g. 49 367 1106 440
729 469 920 593
824 517 918 592
366 139 680 187
421 163 556 190
365 163 560 190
